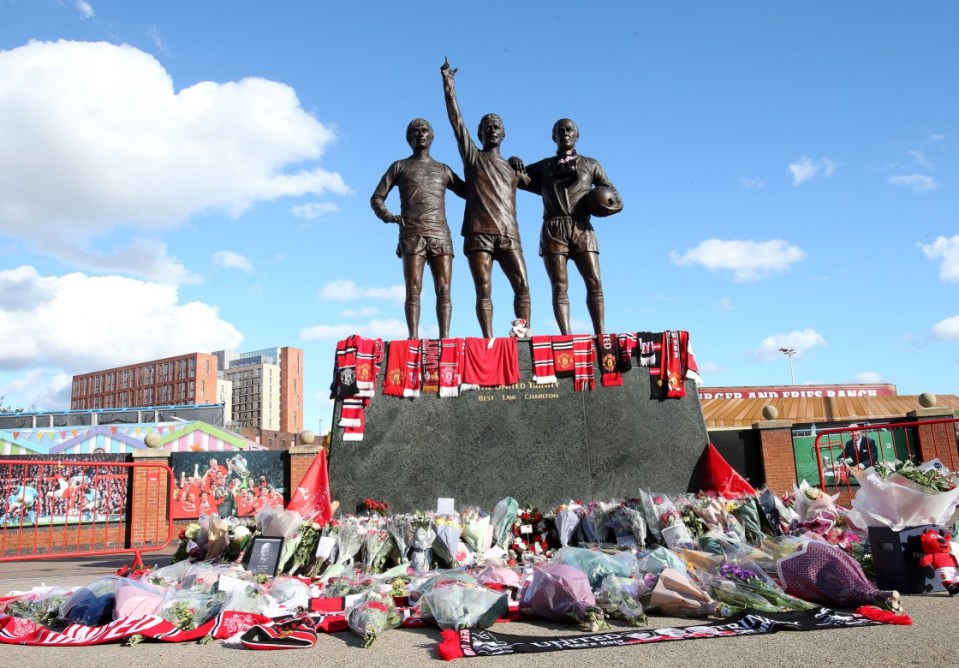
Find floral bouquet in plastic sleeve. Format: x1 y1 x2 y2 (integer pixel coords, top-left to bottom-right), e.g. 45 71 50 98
792 480 841 534
386 513 414 564
649 494 695 550
418 581 509 630
346 589 402 648
580 501 614 545
552 502 583 548
461 506 493 556
363 517 394 575
491 497 519 549
595 575 649 625
3 586 75 626
433 514 467 567
846 460 959 531
159 589 226 630
610 500 647 548
410 512 437 572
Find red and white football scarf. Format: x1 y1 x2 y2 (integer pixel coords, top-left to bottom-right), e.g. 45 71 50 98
531 335 557 384
659 330 688 398
618 332 637 371
552 335 575 377
462 337 520 388
354 337 383 397
596 333 623 388
439 338 465 397
572 335 595 392
341 399 368 441
404 340 423 398
383 340 411 397
421 338 441 394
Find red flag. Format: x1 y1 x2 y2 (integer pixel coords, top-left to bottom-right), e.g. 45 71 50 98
286 448 332 524
701 442 756 498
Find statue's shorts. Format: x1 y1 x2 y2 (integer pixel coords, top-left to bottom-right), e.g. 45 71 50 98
539 216 599 257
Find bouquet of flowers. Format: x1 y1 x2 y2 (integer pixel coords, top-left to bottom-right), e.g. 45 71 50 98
410 512 437 572
650 494 695 550
310 519 340 579
791 481 841 535
386 514 413 564
508 505 554 563
491 497 519 549
709 561 816 613
418 581 509 630
847 459 959 531
690 491 729 533
287 520 323 575
728 497 766 546
433 514 467 567
346 589 402 648
3 586 74 626
203 515 231 562
594 575 648 625
363 518 394 574
159 590 226 630
552 502 584 548
335 516 366 567
461 506 492 555
553 546 635 589
171 523 202 564
580 501 614 545
223 522 254 563
675 496 709 538
323 574 370 598
609 501 647 548
360 497 390 516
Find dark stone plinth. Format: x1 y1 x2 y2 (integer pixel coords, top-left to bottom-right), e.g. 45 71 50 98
329 339 710 512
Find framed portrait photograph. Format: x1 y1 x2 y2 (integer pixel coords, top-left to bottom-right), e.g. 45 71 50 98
247 536 284 576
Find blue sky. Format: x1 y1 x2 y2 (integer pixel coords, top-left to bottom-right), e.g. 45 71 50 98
1 1 958 430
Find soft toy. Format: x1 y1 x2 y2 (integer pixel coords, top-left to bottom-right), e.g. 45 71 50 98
509 318 530 338
918 528 959 595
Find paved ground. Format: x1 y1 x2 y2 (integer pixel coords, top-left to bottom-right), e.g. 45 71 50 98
0 549 954 667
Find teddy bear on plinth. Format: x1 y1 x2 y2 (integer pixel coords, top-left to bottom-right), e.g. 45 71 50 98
918 528 959 595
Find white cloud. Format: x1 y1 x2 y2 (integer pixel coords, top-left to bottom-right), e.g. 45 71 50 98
0 265 243 371
0 370 72 411
291 202 340 220
670 238 807 282
718 297 733 311
788 156 838 185
48 236 201 284
0 40 349 263
75 1 94 19
300 319 408 341
920 236 959 282
338 307 378 318
213 250 253 272
853 371 883 383
146 25 170 55
319 279 405 303
753 329 827 361
931 316 959 340
888 174 939 193
738 177 766 190
929 133 947 142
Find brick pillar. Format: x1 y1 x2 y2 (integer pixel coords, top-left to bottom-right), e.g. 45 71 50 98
130 448 172 547
288 444 323 489
753 419 797 496
906 406 957 466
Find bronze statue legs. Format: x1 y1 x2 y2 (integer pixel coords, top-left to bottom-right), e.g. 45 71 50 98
544 251 604 335
402 253 453 339
467 249 530 338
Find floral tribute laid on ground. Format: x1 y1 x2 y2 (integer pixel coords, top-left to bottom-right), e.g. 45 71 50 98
5 446 958 656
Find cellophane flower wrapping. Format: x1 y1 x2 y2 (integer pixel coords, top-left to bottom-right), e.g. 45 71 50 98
649 494 695 550
223 522 253 563
594 575 649 625
509 505 554 563
520 562 596 624
346 589 402 648
204 515 231 562
491 497 519 549
58 576 125 626
147 560 192 588
4 586 75 626
729 497 767 546
433 514 465 567
409 571 478 602
703 561 816 614
256 506 303 541
418 581 509 629
580 501 614 544
410 513 436 572
461 506 493 555
335 516 365 567
221 583 273 616
792 481 840 533
263 575 311 611
846 462 959 531
646 567 723 618
610 503 647 548
635 545 689 578
159 589 226 630
639 489 664 541
113 578 165 619
386 513 414 564
288 520 323 575
552 502 583 547
552 546 636 589
363 518 394 574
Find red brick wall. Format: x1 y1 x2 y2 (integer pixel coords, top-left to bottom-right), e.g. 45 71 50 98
130 451 173 547
755 422 798 496
279 347 304 433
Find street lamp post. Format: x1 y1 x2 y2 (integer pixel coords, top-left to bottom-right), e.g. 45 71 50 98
779 348 797 385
